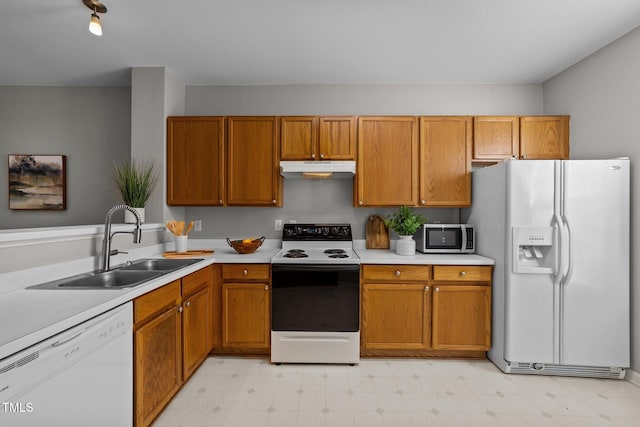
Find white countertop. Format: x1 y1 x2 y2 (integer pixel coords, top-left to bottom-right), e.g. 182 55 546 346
354 248 494 265
0 236 492 360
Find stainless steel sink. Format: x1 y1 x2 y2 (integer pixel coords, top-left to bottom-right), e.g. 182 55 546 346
118 258 202 271
27 257 204 290
28 270 165 290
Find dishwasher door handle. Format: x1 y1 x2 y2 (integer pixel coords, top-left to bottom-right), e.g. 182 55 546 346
51 329 86 347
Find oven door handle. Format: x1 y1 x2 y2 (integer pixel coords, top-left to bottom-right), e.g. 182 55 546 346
272 264 360 273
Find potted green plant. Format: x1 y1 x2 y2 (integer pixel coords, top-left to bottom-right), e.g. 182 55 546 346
113 159 158 223
384 205 426 255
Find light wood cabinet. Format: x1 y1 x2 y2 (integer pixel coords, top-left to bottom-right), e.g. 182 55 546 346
281 116 356 161
431 265 492 351
473 116 520 161
227 116 282 206
133 266 214 427
220 264 271 351
134 281 182 427
356 116 418 206
361 265 431 350
181 266 214 381
520 116 569 160
419 116 472 207
167 116 225 206
473 115 569 161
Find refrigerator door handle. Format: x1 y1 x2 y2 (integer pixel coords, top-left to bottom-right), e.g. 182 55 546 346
551 214 563 284
559 215 572 285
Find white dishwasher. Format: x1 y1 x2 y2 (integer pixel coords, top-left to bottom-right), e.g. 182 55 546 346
0 302 133 427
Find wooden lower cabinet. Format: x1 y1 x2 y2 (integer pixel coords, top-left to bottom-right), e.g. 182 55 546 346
431 265 492 351
134 281 182 427
361 264 491 357
213 264 271 353
362 283 431 350
133 266 214 427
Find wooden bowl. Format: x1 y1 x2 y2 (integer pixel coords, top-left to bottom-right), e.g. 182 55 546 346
226 236 265 254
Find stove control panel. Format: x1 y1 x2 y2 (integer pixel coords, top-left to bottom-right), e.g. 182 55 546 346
282 224 352 241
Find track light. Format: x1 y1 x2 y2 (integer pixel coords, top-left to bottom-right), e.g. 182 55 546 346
83 0 107 36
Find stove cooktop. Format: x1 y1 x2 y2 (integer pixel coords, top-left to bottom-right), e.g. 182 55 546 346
272 224 359 264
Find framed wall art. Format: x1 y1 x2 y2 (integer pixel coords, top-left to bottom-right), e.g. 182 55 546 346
8 154 67 210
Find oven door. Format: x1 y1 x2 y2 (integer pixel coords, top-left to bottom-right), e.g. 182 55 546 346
271 264 360 332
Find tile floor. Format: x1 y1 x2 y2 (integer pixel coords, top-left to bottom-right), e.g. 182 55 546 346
155 357 640 427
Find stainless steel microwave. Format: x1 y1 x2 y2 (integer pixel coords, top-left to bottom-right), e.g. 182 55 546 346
415 224 475 254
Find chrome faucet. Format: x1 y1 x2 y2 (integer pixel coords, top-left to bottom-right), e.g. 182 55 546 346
101 204 142 272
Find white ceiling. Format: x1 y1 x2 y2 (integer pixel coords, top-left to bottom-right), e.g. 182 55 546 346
1 0 640 86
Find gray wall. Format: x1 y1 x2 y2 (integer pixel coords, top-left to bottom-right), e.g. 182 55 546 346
543 26 640 371
184 83 543 239
0 86 131 228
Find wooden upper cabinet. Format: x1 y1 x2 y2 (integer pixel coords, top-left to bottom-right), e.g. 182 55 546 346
318 116 356 160
473 116 519 160
167 117 225 206
281 116 356 160
419 116 472 207
356 116 418 207
280 116 317 160
520 116 570 160
227 116 282 206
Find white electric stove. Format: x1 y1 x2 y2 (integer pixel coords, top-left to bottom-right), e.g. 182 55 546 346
271 224 360 364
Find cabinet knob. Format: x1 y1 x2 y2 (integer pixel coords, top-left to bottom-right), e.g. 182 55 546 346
320 153 325 159
358 201 363 206
421 200 426 205
522 154 527 159
243 269 248 275
265 285 269 290
424 286 429 291
186 301 191 307
395 270 401 276
460 271 466 277
435 287 440 292
311 153 316 159
272 199 277 204
219 199 223 204
178 306 183 313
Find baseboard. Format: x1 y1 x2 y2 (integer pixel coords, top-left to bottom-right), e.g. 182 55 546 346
626 368 640 387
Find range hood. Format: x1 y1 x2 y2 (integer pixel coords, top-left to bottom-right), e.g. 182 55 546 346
280 161 356 179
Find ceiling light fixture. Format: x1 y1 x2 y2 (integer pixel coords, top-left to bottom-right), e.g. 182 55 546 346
82 0 107 36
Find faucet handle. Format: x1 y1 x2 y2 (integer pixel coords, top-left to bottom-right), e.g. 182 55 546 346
109 249 127 256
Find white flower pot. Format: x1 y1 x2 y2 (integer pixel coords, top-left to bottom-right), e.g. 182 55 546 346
396 235 416 256
124 207 145 224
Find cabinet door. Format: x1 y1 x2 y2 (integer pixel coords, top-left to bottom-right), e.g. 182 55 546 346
319 116 356 160
361 283 431 350
222 283 270 349
281 116 317 160
167 117 225 206
419 116 472 207
473 116 519 160
357 116 418 206
227 117 282 206
134 306 182 427
520 116 570 160
431 285 491 350
182 286 211 381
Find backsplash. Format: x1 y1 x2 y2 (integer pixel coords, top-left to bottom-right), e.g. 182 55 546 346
186 179 459 239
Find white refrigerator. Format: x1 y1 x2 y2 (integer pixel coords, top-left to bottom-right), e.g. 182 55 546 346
464 159 630 378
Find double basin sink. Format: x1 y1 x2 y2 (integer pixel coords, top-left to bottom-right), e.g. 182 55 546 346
27 258 203 290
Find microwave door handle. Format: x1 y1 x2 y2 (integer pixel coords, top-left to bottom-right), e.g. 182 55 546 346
461 225 467 252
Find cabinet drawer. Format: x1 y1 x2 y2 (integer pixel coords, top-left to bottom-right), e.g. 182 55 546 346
361 265 430 282
134 280 181 325
222 264 270 281
433 265 491 282
182 266 212 297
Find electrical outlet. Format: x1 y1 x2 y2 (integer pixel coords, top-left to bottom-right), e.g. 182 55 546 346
289 219 297 224
193 220 202 231
275 219 283 231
